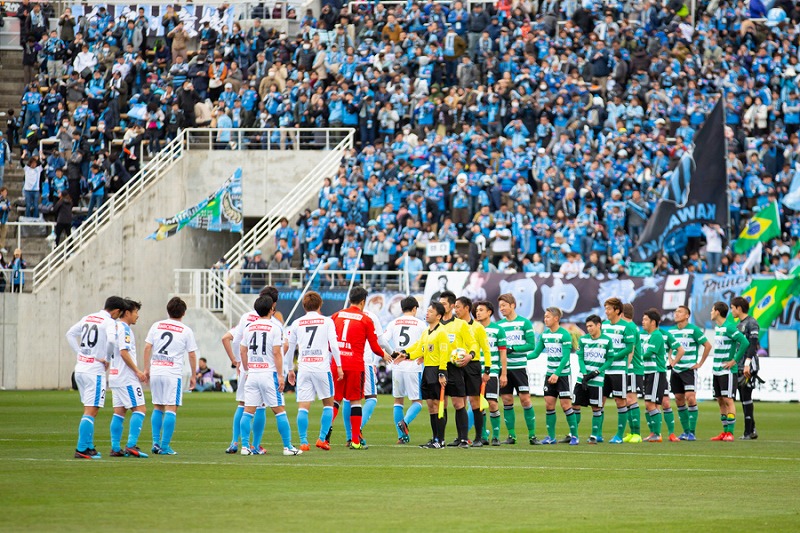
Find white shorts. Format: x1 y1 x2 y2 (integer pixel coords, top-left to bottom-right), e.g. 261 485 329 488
112 383 146 409
244 372 284 408
150 375 183 406
363 365 378 397
296 370 335 402
76 372 106 408
236 369 248 403
392 371 422 400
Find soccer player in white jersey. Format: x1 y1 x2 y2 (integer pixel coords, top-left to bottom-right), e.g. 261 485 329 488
286 291 343 451
109 299 149 458
67 296 127 459
221 286 281 454
385 296 426 444
239 295 301 456
144 297 198 456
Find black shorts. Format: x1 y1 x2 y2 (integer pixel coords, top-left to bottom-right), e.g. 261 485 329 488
670 369 697 394
421 366 442 401
573 382 603 407
485 376 500 401
713 373 736 399
543 374 572 398
626 374 644 397
643 372 668 403
603 373 626 399
464 361 483 397
499 367 530 395
444 363 467 398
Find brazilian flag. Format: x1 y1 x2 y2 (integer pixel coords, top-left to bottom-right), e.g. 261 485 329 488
733 202 781 254
739 277 797 329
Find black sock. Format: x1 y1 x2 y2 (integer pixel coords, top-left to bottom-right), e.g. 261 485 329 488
437 415 447 443
456 407 468 441
473 408 483 440
429 413 438 442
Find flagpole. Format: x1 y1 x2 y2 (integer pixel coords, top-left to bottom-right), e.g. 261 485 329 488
343 248 364 309
284 260 324 326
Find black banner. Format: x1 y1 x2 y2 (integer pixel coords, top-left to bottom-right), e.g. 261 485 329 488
631 99 728 261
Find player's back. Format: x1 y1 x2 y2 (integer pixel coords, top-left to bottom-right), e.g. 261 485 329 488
70 310 116 374
242 318 281 372
231 311 261 360
290 311 337 371
363 309 386 367
385 315 426 371
147 319 198 376
109 321 137 386
333 307 378 371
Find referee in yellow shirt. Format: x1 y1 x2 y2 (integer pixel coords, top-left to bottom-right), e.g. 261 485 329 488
454 296 492 446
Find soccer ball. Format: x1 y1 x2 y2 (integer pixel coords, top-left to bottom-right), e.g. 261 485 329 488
450 348 468 365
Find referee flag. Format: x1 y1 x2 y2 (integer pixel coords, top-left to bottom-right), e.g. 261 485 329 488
733 201 781 254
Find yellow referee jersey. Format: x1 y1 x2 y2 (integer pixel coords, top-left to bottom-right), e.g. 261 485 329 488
440 316 478 358
405 324 450 370
467 319 492 367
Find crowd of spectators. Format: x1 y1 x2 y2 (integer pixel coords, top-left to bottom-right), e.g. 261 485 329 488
5 0 800 279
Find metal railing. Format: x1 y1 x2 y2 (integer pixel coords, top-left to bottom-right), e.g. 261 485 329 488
183 127 353 152
0 268 36 293
173 268 255 328
222 128 354 269
4 221 57 252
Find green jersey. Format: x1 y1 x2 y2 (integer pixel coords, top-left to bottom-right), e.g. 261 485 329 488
671 324 708 372
483 321 508 376
576 333 615 387
663 330 681 358
712 323 748 376
532 326 573 377
601 319 637 374
497 315 537 369
627 319 645 375
641 329 667 373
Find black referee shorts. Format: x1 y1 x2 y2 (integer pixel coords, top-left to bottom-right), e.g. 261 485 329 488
444 363 467 398
464 361 483 396
421 366 443 401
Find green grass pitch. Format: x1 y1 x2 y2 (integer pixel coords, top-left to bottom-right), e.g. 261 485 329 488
1 391 799 532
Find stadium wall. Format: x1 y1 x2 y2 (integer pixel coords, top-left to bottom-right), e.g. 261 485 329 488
0 148 330 389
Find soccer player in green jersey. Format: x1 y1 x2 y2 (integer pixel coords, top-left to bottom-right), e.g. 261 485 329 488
602 298 638 444
703 302 748 442
670 305 712 441
641 309 668 443
573 315 619 444
622 303 645 443
660 330 685 442
475 301 508 446
532 307 579 445
497 293 541 445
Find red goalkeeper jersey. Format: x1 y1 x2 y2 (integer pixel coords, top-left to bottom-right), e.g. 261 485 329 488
332 306 383 372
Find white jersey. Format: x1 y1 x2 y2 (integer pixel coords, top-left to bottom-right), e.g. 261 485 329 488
383 315 426 373
364 309 389 367
287 311 341 372
146 319 198 377
241 318 282 373
109 321 138 387
231 312 260 362
67 309 117 375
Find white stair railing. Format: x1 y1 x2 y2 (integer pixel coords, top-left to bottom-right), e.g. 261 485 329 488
173 268 251 328
223 129 354 268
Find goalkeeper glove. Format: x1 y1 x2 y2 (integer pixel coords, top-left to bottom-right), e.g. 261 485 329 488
582 370 600 384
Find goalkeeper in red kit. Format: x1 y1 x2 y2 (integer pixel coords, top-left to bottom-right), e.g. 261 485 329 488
330 286 393 449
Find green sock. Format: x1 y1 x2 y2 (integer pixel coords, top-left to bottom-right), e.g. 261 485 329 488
592 411 603 438
490 411 501 439
650 410 662 436
599 411 605 435
523 405 536 438
727 414 735 435
629 403 641 435
503 405 516 438
566 410 578 438
616 407 628 439
664 408 675 434
483 414 490 440
574 409 582 427
546 410 556 439
677 406 689 433
688 405 698 433
645 411 653 433
720 414 727 432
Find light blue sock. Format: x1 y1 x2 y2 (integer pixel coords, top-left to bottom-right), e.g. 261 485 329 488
78 415 94 451
231 405 244 446
394 404 404 438
110 414 125 452
253 408 267 449
343 400 352 440
362 397 378 429
319 406 334 441
276 412 292 448
405 402 423 425
126 411 145 449
161 411 176 449
151 409 164 445
240 412 254 449
467 406 475 431
297 408 309 444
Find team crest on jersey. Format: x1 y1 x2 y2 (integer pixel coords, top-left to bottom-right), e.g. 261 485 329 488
428 343 434 352
125 335 131 343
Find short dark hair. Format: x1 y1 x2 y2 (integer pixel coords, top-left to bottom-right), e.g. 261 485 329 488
166 297 187 319
429 301 445 318
643 308 661 326
259 286 279 303
104 296 128 312
622 303 634 320
677 305 692 317
124 299 142 312
730 296 749 314
476 300 495 315
349 285 368 305
303 291 322 312
604 298 623 313
585 314 602 326
254 295 274 317
400 296 419 313
456 296 472 309
439 290 457 305
713 301 729 318
199 357 207 363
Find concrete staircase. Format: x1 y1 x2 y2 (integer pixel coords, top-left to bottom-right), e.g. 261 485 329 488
0 50 24 117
